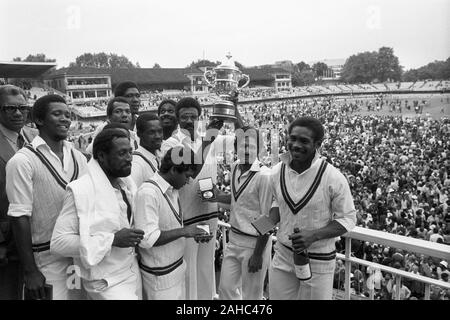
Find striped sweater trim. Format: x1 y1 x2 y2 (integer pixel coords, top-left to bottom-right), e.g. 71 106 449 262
280 159 328 215
183 212 219 226
138 256 183 276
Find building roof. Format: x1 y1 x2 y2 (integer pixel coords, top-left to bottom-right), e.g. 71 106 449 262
45 66 291 86
110 68 203 85
0 61 57 78
46 66 111 77
46 66 205 85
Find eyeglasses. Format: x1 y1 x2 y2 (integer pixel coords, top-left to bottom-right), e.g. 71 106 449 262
1 105 30 114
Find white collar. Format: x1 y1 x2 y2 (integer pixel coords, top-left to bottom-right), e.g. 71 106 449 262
31 135 71 152
151 172 173 194
280 151 321 170
235 158 262 172
135 145 159 160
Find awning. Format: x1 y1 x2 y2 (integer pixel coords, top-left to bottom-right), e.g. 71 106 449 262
0 61 57 78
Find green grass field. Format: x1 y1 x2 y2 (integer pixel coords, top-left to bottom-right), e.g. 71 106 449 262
351 93 450 120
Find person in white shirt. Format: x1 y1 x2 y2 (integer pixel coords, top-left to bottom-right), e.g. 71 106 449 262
134 146 211 300
6 95 88 300
160 97 241 300
131 113 162 188
85 97 139 154
267 117 356 300
216 126 273 300
51 128 144 300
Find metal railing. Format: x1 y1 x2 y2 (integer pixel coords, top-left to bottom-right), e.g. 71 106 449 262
217 221 450 300
339 226 450 300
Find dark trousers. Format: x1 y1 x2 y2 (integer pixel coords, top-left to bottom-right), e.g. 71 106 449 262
0 260 22 300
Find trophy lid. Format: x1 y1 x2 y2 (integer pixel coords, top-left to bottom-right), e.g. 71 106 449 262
217 52 239 71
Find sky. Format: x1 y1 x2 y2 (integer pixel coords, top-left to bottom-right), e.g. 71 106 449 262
1 0 449 70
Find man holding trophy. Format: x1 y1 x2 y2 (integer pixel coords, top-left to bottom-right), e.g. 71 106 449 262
161 54 249 299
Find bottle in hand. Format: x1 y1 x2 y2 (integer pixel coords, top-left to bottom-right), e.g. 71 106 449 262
293 227 312 281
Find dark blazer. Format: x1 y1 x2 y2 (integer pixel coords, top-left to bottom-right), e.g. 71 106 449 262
0 126 37 260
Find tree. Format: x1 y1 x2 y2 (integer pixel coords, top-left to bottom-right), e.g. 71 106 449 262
12 53 56 63
376 47 402 82
292 69 315 86
70 52 137 68
341 51 378 83
341 47 403 83
402 58 450 81
296 61 311 73
188 59 220 69
24 53 56 62
153 63 161 69
312 62 329 78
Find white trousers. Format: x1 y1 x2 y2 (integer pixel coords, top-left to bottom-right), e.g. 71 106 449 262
82 259 142 300
142 274 185 300
218 240 271 300
141 260 186 300
184 218 217 300
34 250 71 300
269 245 335 300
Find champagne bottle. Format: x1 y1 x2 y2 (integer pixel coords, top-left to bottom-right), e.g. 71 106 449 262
293 227 312 281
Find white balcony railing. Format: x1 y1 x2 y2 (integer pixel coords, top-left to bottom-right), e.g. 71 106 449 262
67 84 110 90
217 221 450 300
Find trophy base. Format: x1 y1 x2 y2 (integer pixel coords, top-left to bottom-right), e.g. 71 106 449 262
211 100 237 122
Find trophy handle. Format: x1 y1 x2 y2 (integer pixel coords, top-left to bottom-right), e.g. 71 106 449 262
204 70 215 87
238 74 250 90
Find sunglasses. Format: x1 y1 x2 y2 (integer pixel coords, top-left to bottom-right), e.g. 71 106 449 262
1 105 30 114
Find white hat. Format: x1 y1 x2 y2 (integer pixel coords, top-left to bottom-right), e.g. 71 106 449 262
440 261 448 269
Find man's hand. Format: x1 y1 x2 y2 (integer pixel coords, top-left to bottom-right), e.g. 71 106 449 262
183 224 208 238
248 253 263 273
23 268 46 299
183 224 214 243
288 229 317 253
112 228 145 248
